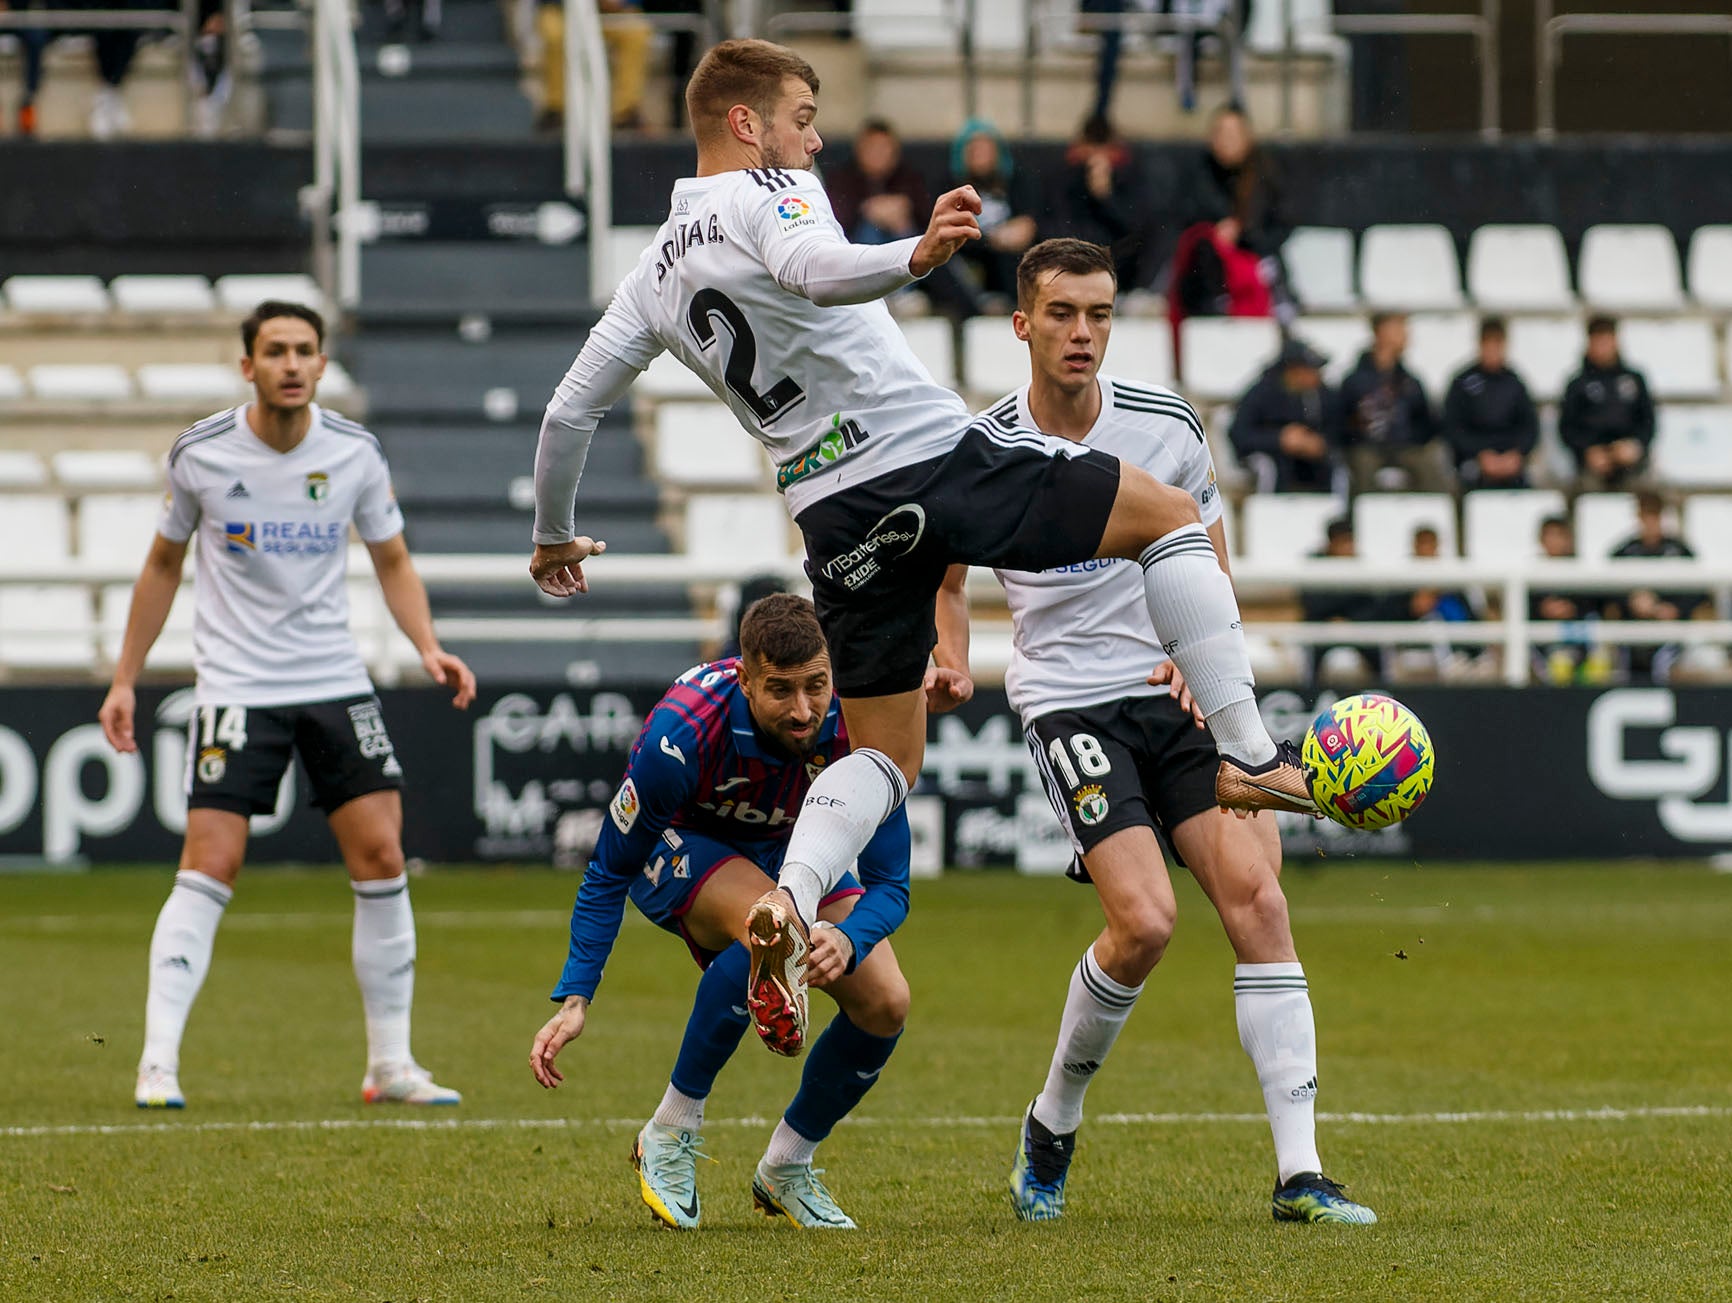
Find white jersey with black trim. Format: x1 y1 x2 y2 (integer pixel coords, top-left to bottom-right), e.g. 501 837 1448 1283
991 376 1223 724
535 167 972 534
158 403 405 707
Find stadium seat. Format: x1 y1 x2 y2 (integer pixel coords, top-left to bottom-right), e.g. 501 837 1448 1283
0 586 95 668
75 493 167 567
1653 405 1732 486
1240 493 1342 565
899 318 959 391
683 493 791 568
52 450 160 491
1505 315 1583 403
1683 494 1732 561
214 274 326 315
1577 225 1685 312
1617 319 1721 401
109 275 217 315
0 365 21 400
0 451 49 489
1283 227 1357 313
2 274 111 314
961 316 1030 396
1290 315 1370 385
1108 319 1177 391
137 364 247 403
1462 488 1566 561
598 226 658 299
1686 226 1732 311
653 402 769 488
100 582 195 669
1179 317 1280 401
28 364 133 402
1466 225 1575 313
1353 493 1459 558
1403 313 1479 396
1573 492 1638 559
636 350 715 399
0 494 73 567
1359 225 1464 311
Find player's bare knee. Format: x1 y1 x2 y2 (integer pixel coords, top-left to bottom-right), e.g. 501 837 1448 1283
349 839 405 882
1107 896 1174 975
851 969 909 1037
1226 874 1292 953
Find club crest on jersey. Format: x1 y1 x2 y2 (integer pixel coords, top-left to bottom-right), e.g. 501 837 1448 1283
1074 784 1109 826
305 472 330 503
224 522 257 553
610 777 641 833
774 194 820 237
805 755 827 783
196 747 227 784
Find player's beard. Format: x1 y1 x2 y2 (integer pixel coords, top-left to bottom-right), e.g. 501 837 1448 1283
761 141 810 171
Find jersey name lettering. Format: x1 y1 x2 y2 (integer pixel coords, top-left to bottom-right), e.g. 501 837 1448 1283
654 216 725 286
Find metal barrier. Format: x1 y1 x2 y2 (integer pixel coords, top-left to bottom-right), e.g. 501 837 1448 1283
1536 4 1732 138
561 0 612 304
301 0 361 310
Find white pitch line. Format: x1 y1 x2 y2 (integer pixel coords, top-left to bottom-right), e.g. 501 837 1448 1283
5 1104 1729 1142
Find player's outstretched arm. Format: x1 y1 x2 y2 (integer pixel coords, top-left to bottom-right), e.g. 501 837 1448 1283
99 533 189 753
529 995 588 1088
365 534 477 708
925 563 975 715
910 185 984 277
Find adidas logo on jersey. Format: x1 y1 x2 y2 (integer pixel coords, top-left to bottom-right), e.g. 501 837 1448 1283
226 480 250 498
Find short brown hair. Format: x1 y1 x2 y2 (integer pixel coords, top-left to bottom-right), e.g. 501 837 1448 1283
242 300 324 355
685 39 819 138
738 593 827 669
1015 238 1117 311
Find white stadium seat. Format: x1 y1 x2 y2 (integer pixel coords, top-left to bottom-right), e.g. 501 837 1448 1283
683 493 790 568
51 450 160 491
109 275 217 315
1683 495 1732 562
1359 225 1464 311
0 586 95 668
0 451 49 489
1505 315 1583 403
1178 316 1280 402
1573 492 1638 560
100 582 195 669
1103 319 1176 391
1283 227 1357 313
1654 405 1732 487
0 494 73 568
137 363 247 403
1353 492 1459 558
599 226 657 299
28 364 133 402
1240 493 1342 565
1290 316 1370 386
1466 224 1575 313
1577 225 1685 312
2 274 111 314
898 318 959 391
1462 488 1566 561
1686 226 1732 311
0 365 22 400
75 493 167 567
1617 319 1721 401
961 316 1030 397
653 402 768 488
635 350 714 399
214 273 325 315
1403 313 1479 397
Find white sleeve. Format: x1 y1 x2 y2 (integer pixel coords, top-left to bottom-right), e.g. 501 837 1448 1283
353 442 405 543
743 174 921 308
158 451 201 543
533 279 664 545
1173 401 1224 529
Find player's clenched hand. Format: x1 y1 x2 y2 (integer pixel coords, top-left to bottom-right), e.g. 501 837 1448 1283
99 684 137 753
529 995 589 1088
923 666 974 715
806 922 854 988
1146 662 1203 728
422 648 477 709
910 186 983 277
530 537 607 598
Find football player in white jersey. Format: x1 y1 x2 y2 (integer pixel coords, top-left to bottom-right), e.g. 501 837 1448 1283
529 39 1314 1063
933 239 1374 1226
98 301 477 1110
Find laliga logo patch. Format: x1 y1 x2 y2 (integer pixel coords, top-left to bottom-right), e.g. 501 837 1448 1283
774 194 819 237
1074 783 1109 826
196 747 227 784
305 471 330 503
610 776 641 834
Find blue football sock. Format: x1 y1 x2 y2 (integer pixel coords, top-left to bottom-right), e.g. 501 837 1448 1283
783 1010 901 1143
668 942 751 1100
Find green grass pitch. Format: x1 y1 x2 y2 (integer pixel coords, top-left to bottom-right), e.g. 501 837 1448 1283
3 862 1730 1300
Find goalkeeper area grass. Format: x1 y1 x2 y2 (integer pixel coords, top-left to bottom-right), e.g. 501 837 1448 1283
4 862 1730 1300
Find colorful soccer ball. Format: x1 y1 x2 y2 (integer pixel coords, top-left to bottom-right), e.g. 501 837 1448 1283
1302 693 1435 830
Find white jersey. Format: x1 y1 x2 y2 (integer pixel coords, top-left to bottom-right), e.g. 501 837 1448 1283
992 376 1223 724
537 167 972 532
159 403 405 708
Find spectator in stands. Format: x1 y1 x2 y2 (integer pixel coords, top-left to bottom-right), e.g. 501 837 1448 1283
1301 518 1386 685
1229 337 1342 494
950 118 1040 309
1391 525 1480 679
641 0 704 127
1060 113 1153 295
1339 311 1451 495
1529 515 1614 685
1173 104 1289 321
1 0 48 136
1442 317 1537 491
1605 491 1710 682
1082 0 1126 121
536 0 653 132
384 0 439 42
1561 316 1655 491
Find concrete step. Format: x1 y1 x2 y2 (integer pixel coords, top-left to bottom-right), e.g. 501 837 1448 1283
361 243 588 320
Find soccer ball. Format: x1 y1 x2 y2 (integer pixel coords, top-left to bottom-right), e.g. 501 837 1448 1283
1302 693 1435 830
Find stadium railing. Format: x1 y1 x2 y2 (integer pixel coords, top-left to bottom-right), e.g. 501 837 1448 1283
1536 4 1732 138
305 0 362 310
561 0 613 306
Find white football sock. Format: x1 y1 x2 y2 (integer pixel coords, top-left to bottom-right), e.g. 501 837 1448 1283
763 1117 819 1168
776 749 907 926
1031 945 1143 1136
653 1082 704 1132
1234 962 1324 1183
352 874 416 1070
141 870 233 1072
1139 526 1274 763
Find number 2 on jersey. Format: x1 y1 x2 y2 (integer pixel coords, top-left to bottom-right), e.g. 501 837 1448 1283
686 288 805 424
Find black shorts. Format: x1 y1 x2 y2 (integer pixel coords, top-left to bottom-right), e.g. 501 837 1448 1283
185 694 405 816
1025 693 1219 878
796 421 1121 696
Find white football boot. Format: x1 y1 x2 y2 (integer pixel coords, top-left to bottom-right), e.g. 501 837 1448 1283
361 1061 461 1105
135 1063 185 1109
